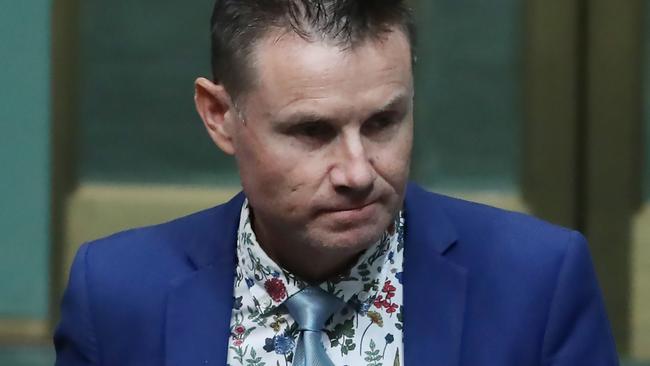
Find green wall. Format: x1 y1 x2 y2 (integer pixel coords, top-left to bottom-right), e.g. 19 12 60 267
0 1 51 318
76 0 237 185
645 4 650 200
412 0 523 190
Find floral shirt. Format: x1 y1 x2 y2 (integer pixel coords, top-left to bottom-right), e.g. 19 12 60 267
227 200 406 366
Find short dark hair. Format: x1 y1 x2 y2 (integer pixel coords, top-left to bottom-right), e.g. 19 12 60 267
210 0 415 100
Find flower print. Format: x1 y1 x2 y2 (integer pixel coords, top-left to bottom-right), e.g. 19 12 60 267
245 277 255 288
395 271 403 285
233 296 243 310
358 301 371 316
372 279 398 315
395 305 404 330
360 312 383 356
231 313 256 353
364 339 382 365
270 314 287 332
373 279 398 315
263 334 295 356
382 280 396 294
366 311 384 327
271 322 281 333
245 349 265 366
385 302 398 314
388 251 395 264
273 335 295 355
328 318 356 355
264 278 287 302
382 333 395 358
373 295 384 309
263 337 275 353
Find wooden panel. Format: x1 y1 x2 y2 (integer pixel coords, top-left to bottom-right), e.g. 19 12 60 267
630 1 650 358
583 0 643 353
632 207 650 359
50 0 80 333
522 0 580 228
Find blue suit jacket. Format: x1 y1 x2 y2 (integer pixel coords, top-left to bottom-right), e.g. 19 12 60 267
54 183 618 365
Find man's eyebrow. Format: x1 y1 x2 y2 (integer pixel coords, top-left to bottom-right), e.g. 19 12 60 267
273 91 412 127
272 111 335 127
375 92 411 114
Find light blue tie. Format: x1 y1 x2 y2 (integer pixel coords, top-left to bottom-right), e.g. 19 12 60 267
284 286 345 366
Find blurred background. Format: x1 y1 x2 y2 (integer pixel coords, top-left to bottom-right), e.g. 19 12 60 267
1 0 649 364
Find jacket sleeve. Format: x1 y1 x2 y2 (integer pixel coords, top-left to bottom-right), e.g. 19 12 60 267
53 243 99 365
541 231 619 365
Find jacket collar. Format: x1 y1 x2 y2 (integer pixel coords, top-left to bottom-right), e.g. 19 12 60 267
404 182 459 254
403 183 467 366
165 192 244 366
184 191 245 269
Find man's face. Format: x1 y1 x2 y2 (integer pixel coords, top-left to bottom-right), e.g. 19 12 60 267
229 28 413 255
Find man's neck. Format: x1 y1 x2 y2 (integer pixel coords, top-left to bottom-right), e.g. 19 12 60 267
252 219 365 283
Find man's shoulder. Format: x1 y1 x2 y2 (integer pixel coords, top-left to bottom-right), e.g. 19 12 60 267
407 184 594 311
407 183 583 261
405 185 617 363
83 205 219 261
409 182 571 229
74 192 244 283
56 193 244 347
436 191 570 235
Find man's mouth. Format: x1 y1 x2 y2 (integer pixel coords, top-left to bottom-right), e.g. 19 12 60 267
320 201 379 221
328 201 376 212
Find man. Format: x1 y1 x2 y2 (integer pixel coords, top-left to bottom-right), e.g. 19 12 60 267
54 0 619 365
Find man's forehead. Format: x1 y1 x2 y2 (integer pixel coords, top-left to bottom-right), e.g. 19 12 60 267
252 26 412 69
243 28 413 113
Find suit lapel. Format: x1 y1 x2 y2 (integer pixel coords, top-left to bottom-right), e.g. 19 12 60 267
165 193 244 366
403 184 468 366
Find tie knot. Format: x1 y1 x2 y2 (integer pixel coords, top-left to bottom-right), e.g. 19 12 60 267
284 286 345 331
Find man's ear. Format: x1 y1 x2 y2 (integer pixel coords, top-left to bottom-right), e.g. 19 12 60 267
194 77 237 155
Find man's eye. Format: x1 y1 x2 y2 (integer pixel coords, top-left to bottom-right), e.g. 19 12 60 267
293 122 335 140
363 114 399 135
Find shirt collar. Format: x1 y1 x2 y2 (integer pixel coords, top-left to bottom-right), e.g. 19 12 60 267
236 199 404 315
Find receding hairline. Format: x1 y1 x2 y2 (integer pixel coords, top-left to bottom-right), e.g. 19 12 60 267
230 24 414 104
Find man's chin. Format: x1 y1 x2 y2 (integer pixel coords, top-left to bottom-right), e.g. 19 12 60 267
307 225 387 253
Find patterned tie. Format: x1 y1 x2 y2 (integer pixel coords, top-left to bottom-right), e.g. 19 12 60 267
284 286 345 366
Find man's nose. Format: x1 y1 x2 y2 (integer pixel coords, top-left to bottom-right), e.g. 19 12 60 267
328 135 377 193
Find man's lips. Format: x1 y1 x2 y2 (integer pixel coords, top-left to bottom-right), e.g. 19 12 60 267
321 199 378 212
318 201 379 221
